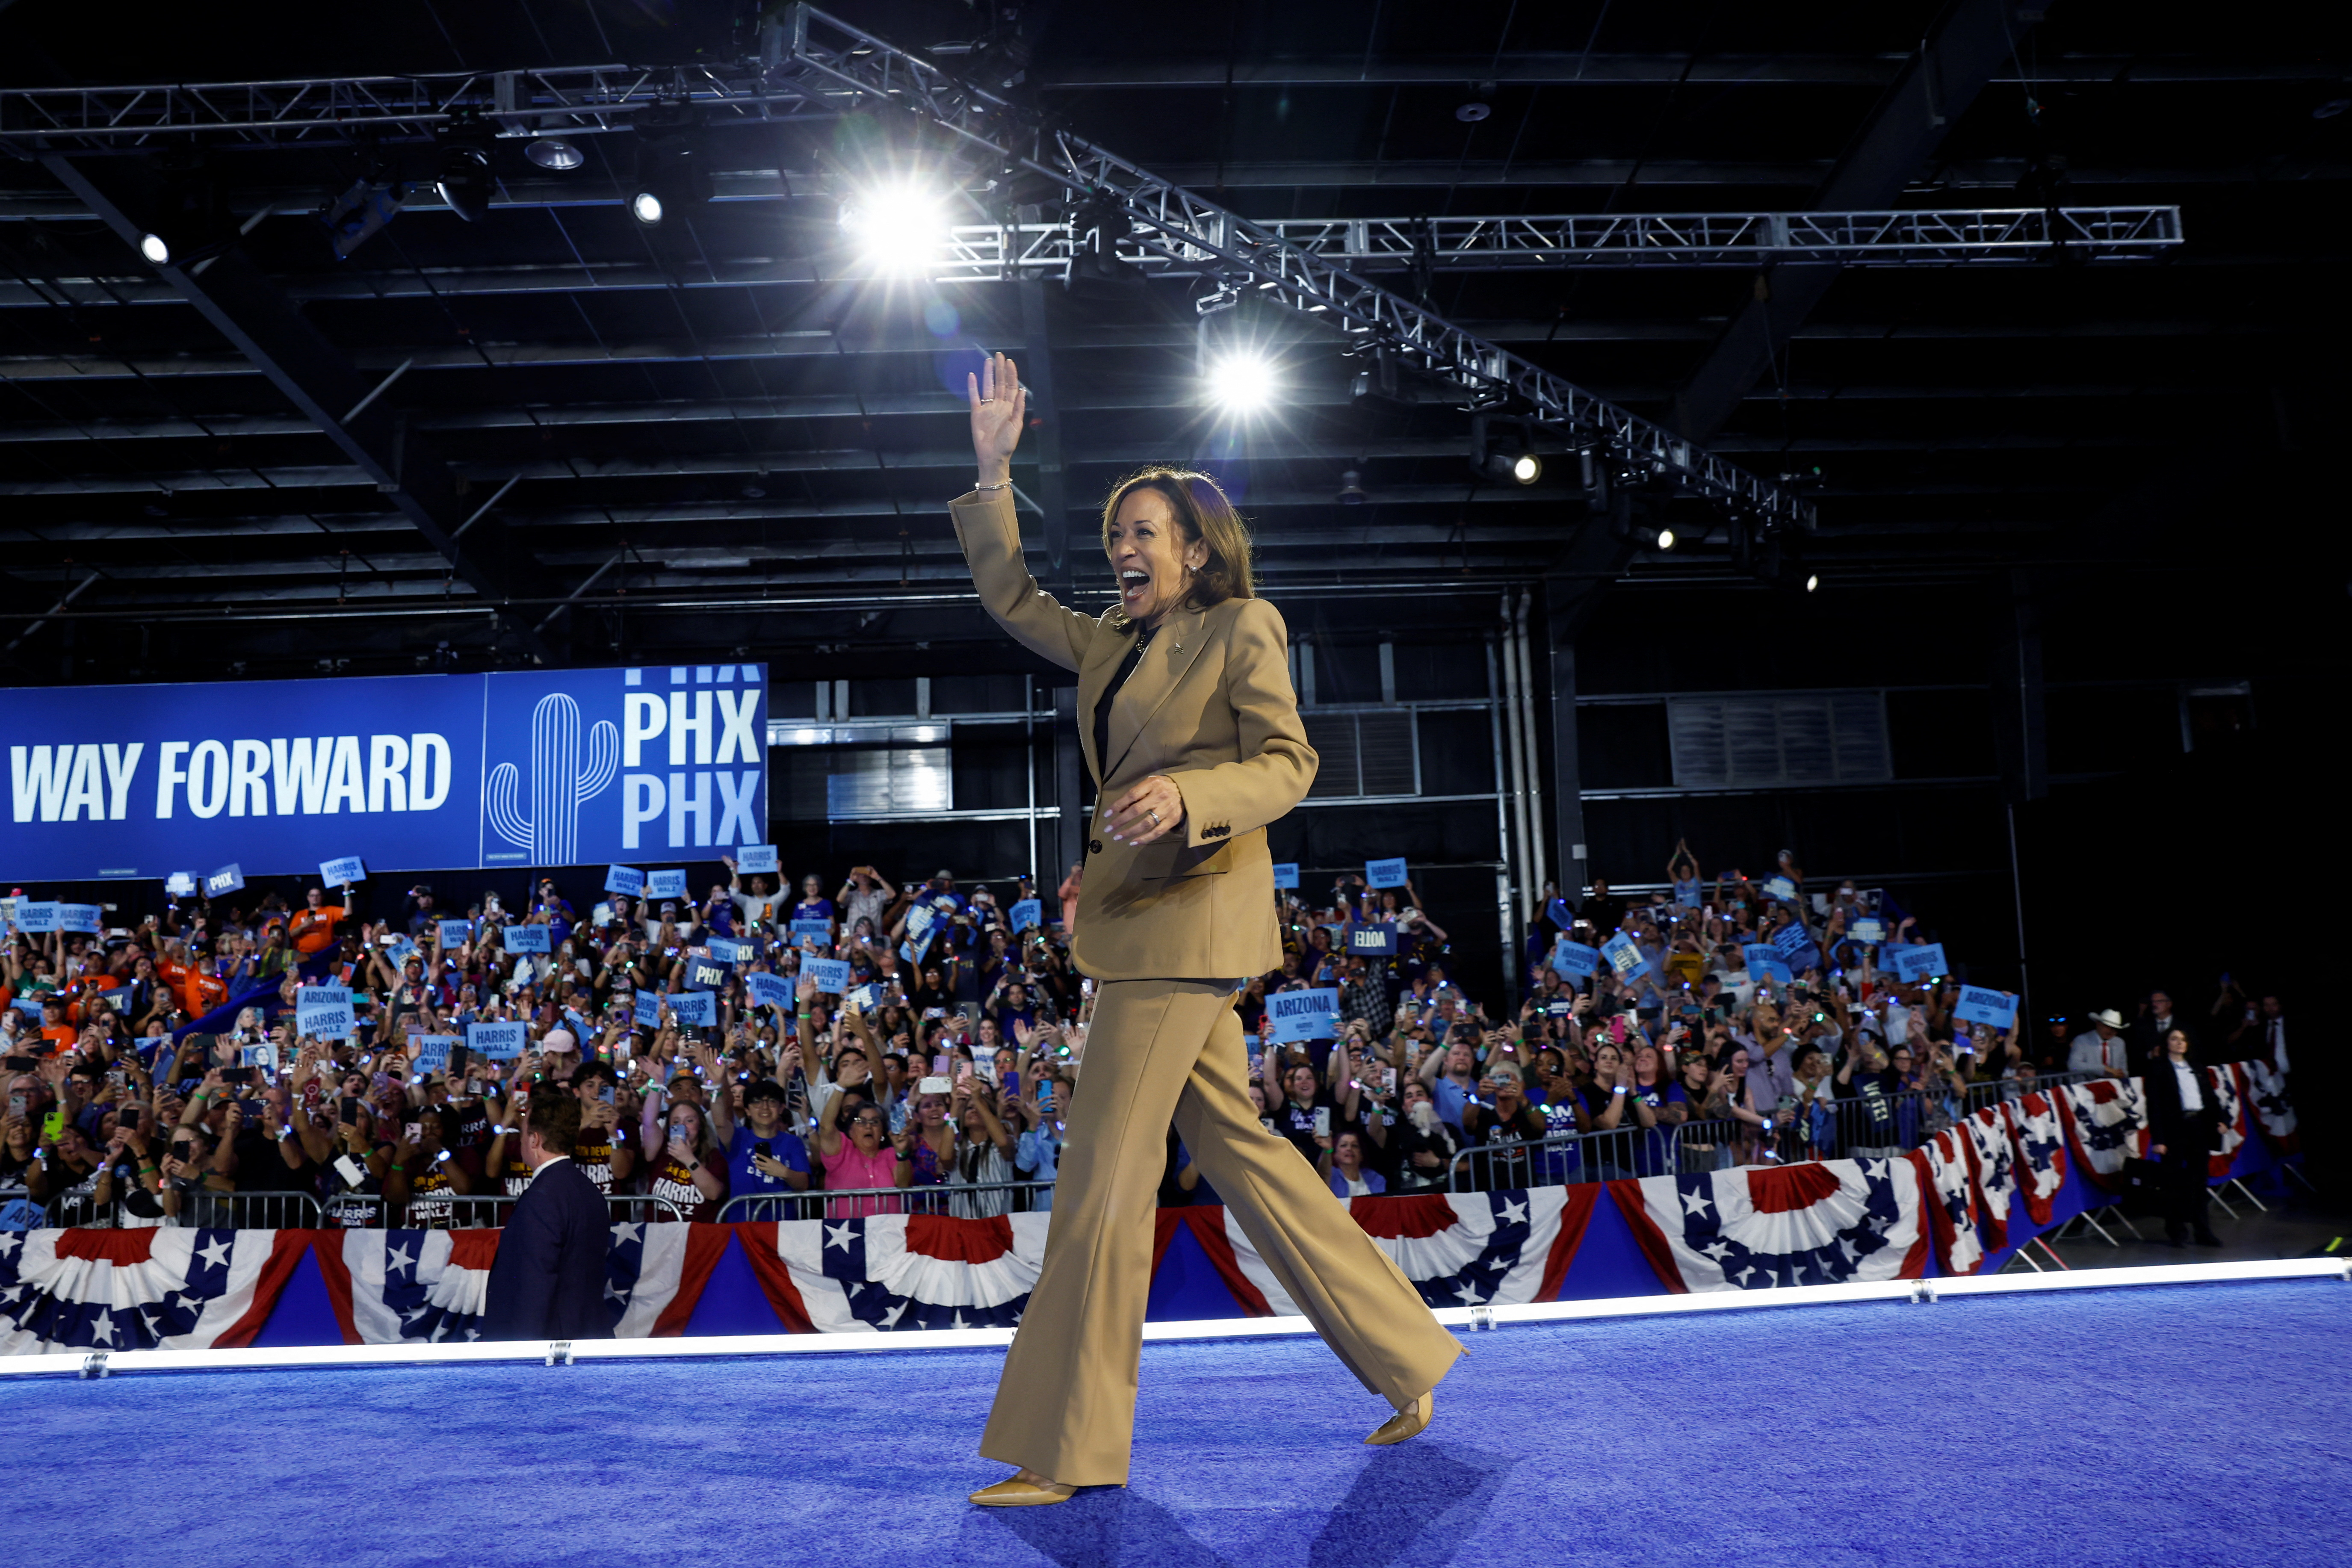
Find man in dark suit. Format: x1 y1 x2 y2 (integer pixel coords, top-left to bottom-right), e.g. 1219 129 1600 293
482 1093 615 1341
2141 1025 2225 1248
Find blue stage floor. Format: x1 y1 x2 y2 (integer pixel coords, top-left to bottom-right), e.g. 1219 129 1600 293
6 1280 2346 1567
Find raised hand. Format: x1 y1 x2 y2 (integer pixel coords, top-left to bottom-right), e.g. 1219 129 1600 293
967 351 1026 483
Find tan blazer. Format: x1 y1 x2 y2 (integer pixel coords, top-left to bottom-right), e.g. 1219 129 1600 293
949 488 1316 982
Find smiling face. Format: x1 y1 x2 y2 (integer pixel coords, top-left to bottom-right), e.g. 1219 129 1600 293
1106 486 1207 626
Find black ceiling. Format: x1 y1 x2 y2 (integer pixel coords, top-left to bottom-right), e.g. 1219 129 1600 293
1 0 2346 685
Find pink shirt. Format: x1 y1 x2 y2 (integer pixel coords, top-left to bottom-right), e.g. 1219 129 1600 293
821 1140 906 1218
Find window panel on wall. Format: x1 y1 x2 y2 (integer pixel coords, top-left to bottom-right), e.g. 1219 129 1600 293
825 748 952 818
1668 694 1891 788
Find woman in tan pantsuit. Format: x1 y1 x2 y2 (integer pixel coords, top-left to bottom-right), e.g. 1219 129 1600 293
959 353 1461 1507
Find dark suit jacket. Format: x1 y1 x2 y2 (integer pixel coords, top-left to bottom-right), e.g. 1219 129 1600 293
2141 1057 2224 1155
482 1158 615 1341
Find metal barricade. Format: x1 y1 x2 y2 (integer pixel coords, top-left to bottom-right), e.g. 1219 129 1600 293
35 1189 325 1230
1448 1127 1667 1192
717 1178 1058 1224
313 1191 687 1228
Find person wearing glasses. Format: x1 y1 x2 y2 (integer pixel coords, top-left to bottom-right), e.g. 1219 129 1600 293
811 1096 909 1220
951 354 1460 1508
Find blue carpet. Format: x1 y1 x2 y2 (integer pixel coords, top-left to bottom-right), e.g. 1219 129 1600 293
4 1280 2346 1567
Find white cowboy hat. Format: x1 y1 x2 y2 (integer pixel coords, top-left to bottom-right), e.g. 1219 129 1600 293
2089 1009 2127 1031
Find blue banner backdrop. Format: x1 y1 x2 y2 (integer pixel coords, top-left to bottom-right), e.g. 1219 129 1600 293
1 664 766 881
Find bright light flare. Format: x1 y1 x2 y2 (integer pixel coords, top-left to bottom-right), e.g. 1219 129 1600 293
630 190 665 227
1804 572 1821 593
139 232 171 266
1209 352 1279 413
1510 452 1541 484
1655 527 1677 550
839 184 947 273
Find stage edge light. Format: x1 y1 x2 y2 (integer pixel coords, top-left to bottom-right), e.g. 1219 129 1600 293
139 232 171 266
4 1258 2339 1379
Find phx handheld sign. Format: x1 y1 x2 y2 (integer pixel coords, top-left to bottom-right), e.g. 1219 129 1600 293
0 664 766 881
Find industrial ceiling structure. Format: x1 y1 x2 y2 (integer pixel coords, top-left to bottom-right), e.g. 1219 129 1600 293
0 0 2343 682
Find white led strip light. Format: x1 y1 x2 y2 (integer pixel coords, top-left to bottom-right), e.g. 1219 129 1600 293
0 1255 2339 1380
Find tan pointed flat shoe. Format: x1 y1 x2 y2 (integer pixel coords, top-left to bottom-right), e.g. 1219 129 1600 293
1364 1389 1433 1447
969 1476 1078 1507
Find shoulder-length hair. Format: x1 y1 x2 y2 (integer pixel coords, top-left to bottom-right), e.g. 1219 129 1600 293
1099 467 1255 611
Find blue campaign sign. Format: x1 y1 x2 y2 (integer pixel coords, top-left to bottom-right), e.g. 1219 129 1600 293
1742 944 1795 985
683 956 729 992
9 997 43 1019
1008 898 1043 933
163 871 197 897
745 972 794 1010
501 924 550 954
1850 916 1885 944
206 865 245 897
295 984 355 1040
467 1020 526 1060
1891 943 1947 983
804 957 850 994
667 990 717 1028
0 664 765 880
646 869 689 901
13 901 56 933
1347 924 1397 957
1271 862 1299 890
56 904 102 934
789 918 832 944
1770 922 1811 958
1549 939 1599 979
734 843 778 874
1365 857 1409 889
319 856 366 886
633 990 665 1029
1764 875 1797 903
706 936 751 965
436 919 473 947
408 1035 460 1075
1953 986 2017 1028
605 865 646 897
1601 933 1650 979
905 905 935 939
1266 987 1339 1043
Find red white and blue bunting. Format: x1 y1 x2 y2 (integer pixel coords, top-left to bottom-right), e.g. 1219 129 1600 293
1913 1131 1986 1276
0 1227 304 1354
1964 1105 2020 1251
2007 1091 2068 1225
2057 1078 2147 1192
1608 1159 1929 1291
2244 1060 2298 1151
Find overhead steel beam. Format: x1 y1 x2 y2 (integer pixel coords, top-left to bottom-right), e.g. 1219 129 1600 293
1031 54 2344 89
37 153 555 659
772 3 1808 527
1670 0 2050 449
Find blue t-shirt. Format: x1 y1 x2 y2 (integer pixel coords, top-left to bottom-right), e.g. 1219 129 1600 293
791 898 836 925
1430 1075 1472 1132
725 1123 809 1193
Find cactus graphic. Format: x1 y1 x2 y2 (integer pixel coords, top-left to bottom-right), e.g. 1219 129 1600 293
486 694 619 863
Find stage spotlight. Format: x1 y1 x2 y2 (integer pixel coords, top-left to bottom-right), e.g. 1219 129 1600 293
1209 352 1278 413
1805 572 1821 593
434 142 495 223
139 232 171 266
838 182 946 272
526 137 585 172
1510 451 1542 484
632 128 711 230
1471 415 1542 485
1337 469 1368 505
1655 526 1676 550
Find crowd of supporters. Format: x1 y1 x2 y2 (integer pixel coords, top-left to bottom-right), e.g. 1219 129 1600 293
0 841 2291 1229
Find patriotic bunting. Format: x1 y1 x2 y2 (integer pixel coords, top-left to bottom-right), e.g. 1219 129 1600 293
2007 1091 2068 1227
2057 1078 2148 1193
1607 1159 1929 1292
0 1227 307 1354
2243 1060 2298 1152
1964 1105 2019 1250
2204 1065 2248 1178
1911 1132 1986 1277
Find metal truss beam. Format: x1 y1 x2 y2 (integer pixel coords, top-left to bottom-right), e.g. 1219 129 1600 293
35 154 555 660
1669 0 2046 446
924 206 2181 278
0 6 1813 525
767 5 1811 527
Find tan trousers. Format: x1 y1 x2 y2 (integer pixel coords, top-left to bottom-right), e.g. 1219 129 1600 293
979 978 1463 1485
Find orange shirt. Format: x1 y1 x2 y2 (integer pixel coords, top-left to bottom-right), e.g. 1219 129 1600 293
290 905 346 955
39 1025 76 1050
181 971 228 1017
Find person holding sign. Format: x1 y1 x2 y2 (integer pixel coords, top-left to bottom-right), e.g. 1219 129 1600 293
288 883 350 957
956 353 1459 1506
